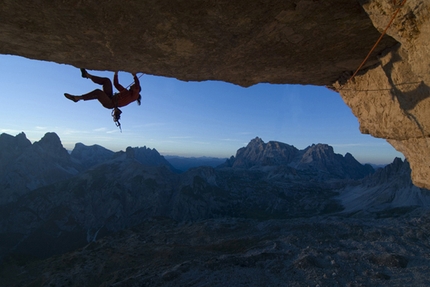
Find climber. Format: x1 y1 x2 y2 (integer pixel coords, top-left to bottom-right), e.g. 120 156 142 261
64 69 141 109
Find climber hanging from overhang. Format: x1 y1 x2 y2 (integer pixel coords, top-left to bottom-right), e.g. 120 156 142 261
64 69 142 130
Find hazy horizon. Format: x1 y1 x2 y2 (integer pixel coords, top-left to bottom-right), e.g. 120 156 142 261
2 130 401 166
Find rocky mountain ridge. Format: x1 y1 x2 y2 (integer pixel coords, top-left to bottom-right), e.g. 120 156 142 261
1 132 430 286
70 142 114 170
0 132 79 205
164 155 227 172
339 157 430 216
0 132 429 265
0 132 177 206
222 137 374 179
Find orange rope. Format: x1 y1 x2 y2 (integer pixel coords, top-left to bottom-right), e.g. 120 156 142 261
125 73 144 89
346 0 407 84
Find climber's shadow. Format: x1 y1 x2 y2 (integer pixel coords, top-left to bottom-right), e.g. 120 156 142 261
381 47 430 134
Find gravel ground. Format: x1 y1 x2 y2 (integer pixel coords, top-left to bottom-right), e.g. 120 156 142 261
2 210 430 287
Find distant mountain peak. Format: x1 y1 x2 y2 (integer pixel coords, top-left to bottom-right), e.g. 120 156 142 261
249 136 264 145
305 143 333 152
344 152 353 159
16 131 30 143
0 132 31 151
244 137 266 151
35 132 62 148
224 137 299 168
221 137 374 179
40 132 61 142
71 142 115 169
392 157 404 167
126 146 135 159
126 146 178 172
301 144 335 161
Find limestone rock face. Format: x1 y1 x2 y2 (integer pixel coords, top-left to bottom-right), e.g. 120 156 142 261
0 0 396 86
223 138 374 180
336 0 430 188
0 132 79 204
71 143 115 170
0 1 429 187
229 137 299 168
339 158 430 214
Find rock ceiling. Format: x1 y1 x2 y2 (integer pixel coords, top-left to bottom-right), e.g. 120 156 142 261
0 0 396 86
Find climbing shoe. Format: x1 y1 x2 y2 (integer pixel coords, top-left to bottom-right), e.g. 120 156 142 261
80 68 88 78
64 93 78 102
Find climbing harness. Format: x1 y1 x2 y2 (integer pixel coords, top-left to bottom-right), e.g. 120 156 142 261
343 0 407 88
111 72 144 132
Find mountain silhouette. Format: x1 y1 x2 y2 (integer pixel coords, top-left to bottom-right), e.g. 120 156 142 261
0 132 428 264
221 137 374 179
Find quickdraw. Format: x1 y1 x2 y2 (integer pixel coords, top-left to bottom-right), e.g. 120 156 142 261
112 107 122 132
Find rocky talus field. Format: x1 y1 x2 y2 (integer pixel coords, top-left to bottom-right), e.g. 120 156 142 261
2 215 430 287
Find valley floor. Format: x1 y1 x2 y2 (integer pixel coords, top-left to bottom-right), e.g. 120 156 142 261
2 211 430 287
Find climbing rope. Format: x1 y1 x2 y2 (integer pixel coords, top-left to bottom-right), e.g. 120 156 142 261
125 72 144 89
343 0 407 87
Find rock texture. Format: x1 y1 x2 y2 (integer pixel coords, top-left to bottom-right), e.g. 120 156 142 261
70 143 115 170
0 0 429 187
335 0 430 189
3 216 430 287
0 0 396 86
223 137 374 179
0 132 79 204
339 158 430 215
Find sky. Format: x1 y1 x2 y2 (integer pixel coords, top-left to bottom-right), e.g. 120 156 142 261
0 54 403 164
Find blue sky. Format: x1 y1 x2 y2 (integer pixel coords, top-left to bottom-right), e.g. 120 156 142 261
0 55 403 164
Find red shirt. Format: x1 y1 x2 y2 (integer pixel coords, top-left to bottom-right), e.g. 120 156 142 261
113 74 140 107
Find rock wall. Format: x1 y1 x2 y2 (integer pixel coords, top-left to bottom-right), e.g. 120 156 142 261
336 0 430 188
